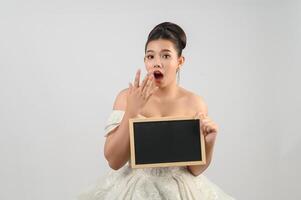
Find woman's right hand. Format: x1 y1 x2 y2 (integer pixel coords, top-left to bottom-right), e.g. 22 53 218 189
126 69 159 117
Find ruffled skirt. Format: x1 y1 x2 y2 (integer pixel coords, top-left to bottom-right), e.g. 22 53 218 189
77 164 235 200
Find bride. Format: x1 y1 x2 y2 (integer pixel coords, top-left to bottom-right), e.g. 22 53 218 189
78 22 235 200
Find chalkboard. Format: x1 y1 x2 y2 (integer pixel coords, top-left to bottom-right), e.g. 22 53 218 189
129 116 206 168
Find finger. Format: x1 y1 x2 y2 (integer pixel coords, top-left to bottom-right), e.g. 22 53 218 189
134 69 141 88
128 82 132 92
194 112 199 119
202 120 217 128
206 124 218 134
211 124 219 133
146 86 159 100
201 123 211 134
200 118 211 123
141 73 152 91
206 126 211 133
205 132 217 143
140 73 150 92
142 75 154 97
201 121 212 130
195 112 207 120
198 117 209 128
201 127 207 137
199 117 211 128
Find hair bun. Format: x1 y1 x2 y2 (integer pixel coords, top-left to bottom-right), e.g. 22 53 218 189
145 22 187 56
161 22 186 50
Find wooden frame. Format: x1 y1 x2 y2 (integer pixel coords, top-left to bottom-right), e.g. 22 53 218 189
129 116 206 169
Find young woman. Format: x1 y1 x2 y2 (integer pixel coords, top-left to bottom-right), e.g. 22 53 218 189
78 22 235 200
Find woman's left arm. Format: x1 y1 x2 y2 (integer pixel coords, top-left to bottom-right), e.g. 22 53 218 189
187 119 218 176
186 97 219 176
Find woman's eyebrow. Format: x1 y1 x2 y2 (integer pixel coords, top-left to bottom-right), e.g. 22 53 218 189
146 49 171 53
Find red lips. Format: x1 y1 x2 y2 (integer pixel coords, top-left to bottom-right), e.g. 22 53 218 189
153 70 164 80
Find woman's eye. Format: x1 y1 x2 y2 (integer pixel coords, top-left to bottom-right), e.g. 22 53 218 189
147 55 154 59
163 55 170 59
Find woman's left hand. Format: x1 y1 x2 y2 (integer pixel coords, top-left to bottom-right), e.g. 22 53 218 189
195 112 219 145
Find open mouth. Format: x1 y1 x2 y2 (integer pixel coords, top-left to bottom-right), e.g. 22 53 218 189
153 70 164 80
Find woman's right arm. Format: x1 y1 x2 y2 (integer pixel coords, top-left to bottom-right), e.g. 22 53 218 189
104 70 158 170
103 88 136 170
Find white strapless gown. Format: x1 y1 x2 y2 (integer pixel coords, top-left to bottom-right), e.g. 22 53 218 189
77 110 235 200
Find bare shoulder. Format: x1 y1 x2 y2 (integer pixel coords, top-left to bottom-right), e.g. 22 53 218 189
112 88 129 110
192 94 208 116
180 87 208 116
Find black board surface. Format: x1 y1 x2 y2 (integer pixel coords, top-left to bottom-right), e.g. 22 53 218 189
129 116 206 168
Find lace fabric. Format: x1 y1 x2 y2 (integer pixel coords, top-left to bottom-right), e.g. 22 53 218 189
77 110 235 200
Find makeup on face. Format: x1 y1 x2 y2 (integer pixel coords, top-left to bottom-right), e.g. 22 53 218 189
145 40 178 84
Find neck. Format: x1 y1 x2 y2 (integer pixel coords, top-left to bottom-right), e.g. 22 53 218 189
153 79 179 100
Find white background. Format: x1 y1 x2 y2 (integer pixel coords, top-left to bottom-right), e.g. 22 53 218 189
0 0 300 199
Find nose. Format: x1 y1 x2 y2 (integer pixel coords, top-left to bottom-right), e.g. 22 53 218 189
153 56 162 69
154 64 161 68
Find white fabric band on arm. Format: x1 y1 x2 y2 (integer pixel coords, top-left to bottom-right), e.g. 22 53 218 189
103 110 125 137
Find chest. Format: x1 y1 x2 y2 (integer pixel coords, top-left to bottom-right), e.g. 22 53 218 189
139 98 196 118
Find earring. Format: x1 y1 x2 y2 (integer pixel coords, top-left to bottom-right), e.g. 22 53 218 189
177 67 181 85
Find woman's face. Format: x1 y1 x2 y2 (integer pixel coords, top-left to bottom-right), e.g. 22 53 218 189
144 39 184 88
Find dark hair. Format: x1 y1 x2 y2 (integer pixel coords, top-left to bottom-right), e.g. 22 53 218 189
145 22 186 57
